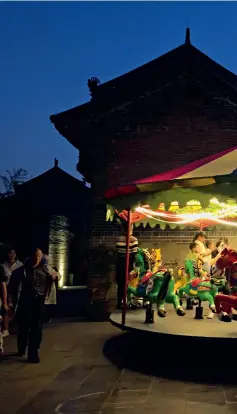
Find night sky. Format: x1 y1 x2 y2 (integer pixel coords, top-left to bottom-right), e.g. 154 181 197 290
1 1 237 186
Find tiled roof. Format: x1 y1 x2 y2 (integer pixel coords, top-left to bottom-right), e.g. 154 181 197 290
50 37 237 126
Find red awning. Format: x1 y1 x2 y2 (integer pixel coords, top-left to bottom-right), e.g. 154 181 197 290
104 146 237 200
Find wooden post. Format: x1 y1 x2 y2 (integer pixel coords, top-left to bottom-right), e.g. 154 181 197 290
122 208 131 325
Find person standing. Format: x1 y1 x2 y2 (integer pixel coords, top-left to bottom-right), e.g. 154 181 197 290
193 231 211 273
0 265 8 359
193 231 207 255
116 221 138 309
16 248 57 363
1 247 23 337
202 240 219 273
205 240 215 264
42 255 61 322
211 238 231 294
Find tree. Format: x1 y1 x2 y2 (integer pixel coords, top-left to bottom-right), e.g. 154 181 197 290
0 168 29 196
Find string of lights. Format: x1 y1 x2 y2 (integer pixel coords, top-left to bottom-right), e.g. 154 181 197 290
135 198 237 228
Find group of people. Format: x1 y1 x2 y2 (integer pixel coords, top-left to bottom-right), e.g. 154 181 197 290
186 231 229 285
0 247 61 363
115 220 231 309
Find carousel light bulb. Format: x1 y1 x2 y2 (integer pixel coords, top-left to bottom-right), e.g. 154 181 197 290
210 198 219 204
186 200 202 209
169 201 179 211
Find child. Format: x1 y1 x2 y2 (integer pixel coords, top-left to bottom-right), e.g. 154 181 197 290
185 242 205 278
202 240 216 273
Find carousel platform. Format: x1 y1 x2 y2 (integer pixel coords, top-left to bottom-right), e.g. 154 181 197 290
110 303 237 340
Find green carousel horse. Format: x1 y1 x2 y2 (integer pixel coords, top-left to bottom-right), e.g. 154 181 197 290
175 259 218 313
127 248 151 308
127 248 186 317
128 269 186 317
127 250 218 318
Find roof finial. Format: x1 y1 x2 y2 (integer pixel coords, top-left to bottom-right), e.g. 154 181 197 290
185 27 191 45
54 158 58 168
87 77 100 99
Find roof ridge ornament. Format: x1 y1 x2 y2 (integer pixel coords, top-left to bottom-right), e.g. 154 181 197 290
54 158 58 168
87 77 101 98
185 27 191 45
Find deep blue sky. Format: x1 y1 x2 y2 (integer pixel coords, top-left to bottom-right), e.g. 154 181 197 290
1 2 237 186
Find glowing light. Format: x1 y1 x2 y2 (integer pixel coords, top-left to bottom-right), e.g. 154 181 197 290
169 201 179 212
158 203 165 210
187 200 201 206
48 215 70 288
139 211 190 225
210 198 219 204
186 200 202 212
135 198 237 228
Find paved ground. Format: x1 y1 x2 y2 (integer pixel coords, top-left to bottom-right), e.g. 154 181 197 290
1 319 237 414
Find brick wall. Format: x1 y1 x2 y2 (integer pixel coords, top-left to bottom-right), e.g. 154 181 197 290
107 113 237 187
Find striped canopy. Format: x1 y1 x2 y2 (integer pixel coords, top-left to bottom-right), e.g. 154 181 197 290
105 146 237 213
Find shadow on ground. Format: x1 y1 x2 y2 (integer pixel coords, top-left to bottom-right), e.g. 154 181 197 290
103 330 237 384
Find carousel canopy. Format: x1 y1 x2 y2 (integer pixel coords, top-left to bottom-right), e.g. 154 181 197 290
105 146 237 211
105 146 237 229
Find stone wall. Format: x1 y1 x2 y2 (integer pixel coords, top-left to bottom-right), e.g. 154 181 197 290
48 215 70 287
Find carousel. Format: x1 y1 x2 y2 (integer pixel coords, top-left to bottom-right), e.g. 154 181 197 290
105 146 237 340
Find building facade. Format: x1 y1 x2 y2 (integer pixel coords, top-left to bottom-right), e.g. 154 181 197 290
50 30 237 271
0 160 91 285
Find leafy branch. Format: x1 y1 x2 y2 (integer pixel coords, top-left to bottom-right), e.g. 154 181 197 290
0 168 29 195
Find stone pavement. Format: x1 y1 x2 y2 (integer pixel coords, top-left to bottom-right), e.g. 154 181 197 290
0 319 237 414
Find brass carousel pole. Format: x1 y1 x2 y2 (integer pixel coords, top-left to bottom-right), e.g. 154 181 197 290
122 208 131 325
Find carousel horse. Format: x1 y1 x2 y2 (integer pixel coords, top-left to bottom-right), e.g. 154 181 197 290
127 248 153 308
127 248 161 308
147 252 214 316
210 266 229 293
175 261 214 310
215 293 237 322
134 248 151 278
177 276 218 313
174 265 195 310
128 267 186 317
174 266 187 293
214 248 237 322
176 258 226 294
